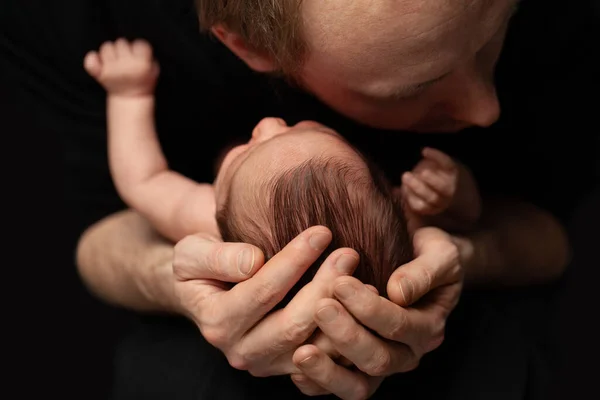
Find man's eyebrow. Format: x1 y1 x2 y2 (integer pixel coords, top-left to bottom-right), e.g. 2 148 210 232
385 2 520 100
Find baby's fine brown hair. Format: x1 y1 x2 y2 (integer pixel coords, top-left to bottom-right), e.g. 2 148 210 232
216 156 413 307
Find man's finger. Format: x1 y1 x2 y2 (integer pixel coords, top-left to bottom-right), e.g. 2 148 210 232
234 248 358 363
224 226 333 339
412 283 462 352
333 276 444 353
293 345 370 400
173 233 265 282
311 330 342 360
386 227 460 306
290 374 330 396
314 299 418 376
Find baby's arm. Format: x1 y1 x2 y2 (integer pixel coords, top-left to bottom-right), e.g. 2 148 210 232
401 147 482 232
84 39 219 243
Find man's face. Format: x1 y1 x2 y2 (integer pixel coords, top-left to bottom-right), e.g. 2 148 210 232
298 0 518 132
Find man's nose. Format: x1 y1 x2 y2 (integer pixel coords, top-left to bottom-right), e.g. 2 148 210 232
443 63 501 128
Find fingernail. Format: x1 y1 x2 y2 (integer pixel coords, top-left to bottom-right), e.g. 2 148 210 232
316 305 338 323
299 356 317 367
237 248 255 276
398 277 414 304
309 231 330 251
334 283 356 300
335 253 358 273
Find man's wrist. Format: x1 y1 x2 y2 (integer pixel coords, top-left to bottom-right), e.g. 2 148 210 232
131 239 184 315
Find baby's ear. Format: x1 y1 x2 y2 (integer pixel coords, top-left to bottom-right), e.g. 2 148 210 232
210 25 276 73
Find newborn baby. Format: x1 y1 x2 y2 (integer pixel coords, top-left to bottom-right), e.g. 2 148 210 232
84 39 481 300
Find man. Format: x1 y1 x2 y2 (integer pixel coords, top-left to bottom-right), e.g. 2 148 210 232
1 0 597 399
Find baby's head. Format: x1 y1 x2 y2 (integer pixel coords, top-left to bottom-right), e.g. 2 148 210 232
214 118 412 304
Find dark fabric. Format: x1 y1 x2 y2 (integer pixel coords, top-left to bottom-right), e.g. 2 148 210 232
2 0 598 398
111 290 539 400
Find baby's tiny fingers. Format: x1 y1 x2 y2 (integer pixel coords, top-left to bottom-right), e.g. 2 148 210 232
83 52 102 77
114 38 131 56
422 147 456 170
403 185 441 215
405 191 433 214
99 41 116 61
419 169 454 197
402 172 439 205
132 39 153 60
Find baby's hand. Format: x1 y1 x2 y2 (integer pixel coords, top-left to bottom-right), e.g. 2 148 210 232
401 147 458 216
84 39 159 97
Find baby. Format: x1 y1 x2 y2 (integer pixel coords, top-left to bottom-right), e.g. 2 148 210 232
83 39 481 300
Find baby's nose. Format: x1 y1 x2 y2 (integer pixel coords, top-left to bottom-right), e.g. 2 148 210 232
251 117 288 142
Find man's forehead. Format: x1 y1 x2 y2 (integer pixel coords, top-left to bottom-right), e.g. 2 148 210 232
301 0 477 45
301 0 514 89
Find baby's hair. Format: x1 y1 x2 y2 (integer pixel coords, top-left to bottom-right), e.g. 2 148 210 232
216 156 413 306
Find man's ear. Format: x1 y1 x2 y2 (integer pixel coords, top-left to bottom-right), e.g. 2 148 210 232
210 25 276 72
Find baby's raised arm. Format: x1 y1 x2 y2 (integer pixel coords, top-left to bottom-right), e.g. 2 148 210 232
84 39 219 242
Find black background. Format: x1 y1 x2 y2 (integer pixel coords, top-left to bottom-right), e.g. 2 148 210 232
4 74 599 400
2 1 599 398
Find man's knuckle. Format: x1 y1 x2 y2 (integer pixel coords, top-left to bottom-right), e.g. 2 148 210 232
172 244 193 273
386 312 408 340
207 245 225 276
360 297 379 317
339 327 362 347
352 382 370 400
173 236 207 277
226 352 250 371
420 267 434 292
283 320 312 345
201 326 229 349
254 282 280 306
427 333 445 352
432 315 447 337
442 241 460 264
365 351 392 376
404 358 420 372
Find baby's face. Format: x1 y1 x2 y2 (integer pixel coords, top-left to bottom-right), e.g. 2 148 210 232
214 118 363 208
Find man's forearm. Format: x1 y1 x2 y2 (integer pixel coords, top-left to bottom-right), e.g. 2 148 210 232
457 197 570 287
76 209 181 314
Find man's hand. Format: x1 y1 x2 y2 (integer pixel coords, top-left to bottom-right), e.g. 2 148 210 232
172 225 361 377
290 227 464 399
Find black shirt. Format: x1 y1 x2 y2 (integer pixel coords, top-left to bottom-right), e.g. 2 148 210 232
2 0 598 398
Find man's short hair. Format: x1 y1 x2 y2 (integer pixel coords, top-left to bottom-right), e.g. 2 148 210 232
216 156 413 307
196 0 306 75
